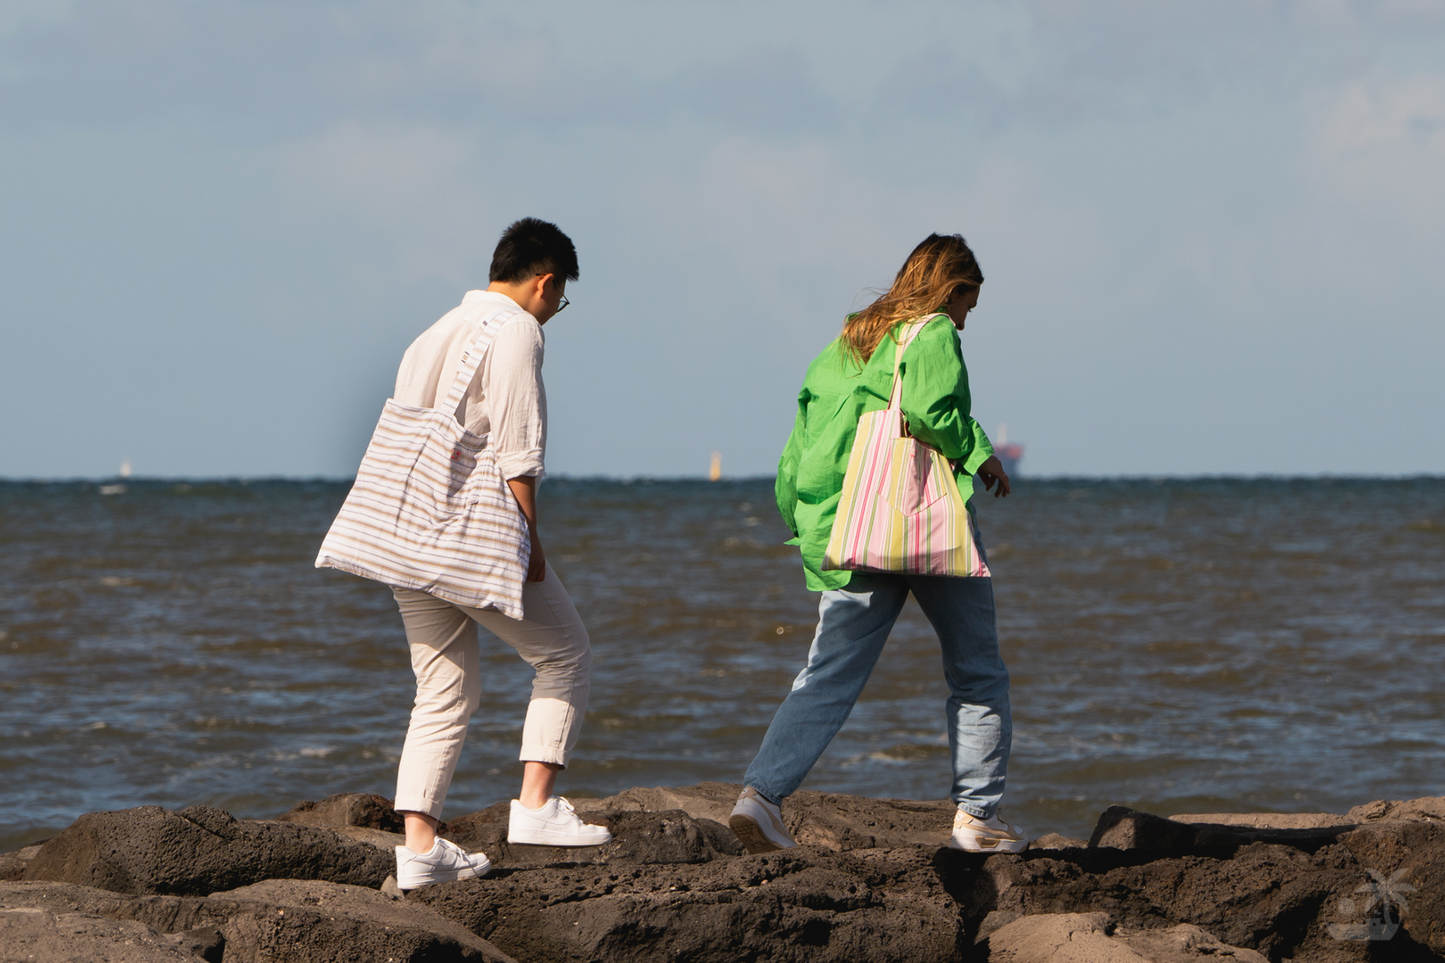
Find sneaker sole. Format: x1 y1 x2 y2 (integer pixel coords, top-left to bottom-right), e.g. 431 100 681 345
729 814 791 854
507 832 612 847
948 834 1027 854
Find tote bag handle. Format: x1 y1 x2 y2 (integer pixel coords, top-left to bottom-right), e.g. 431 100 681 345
886 317 932 419
440 307 522 424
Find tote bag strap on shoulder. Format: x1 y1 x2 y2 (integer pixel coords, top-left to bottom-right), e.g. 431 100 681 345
886 316 936 411
441 307 523 422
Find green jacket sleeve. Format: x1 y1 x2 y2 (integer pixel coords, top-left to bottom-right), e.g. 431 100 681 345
898 317 994 474
774 386 809 539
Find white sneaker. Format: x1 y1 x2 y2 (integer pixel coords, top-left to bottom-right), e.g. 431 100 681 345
394 837 492 890
728 787 797 854
949 808 1029 853
508 796 612 846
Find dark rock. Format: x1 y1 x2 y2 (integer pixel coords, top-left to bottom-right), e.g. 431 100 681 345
443 806 742 869
204 879 517 962
14 789 1445 963
1169 811 1361 854
572 781 958 851
412 847 965 963
1334 818 1445 957
0 879 517 963
21 805 394 896
1028 834 1089 851
1087 806 1252 855
573 782 739 824
0 898 200 962
940 825 1445 963
1346 796 1445 824
172 925 225 962
0 842 45 882
274 792 405 833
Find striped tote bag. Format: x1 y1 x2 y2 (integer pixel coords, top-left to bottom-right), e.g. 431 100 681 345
823 318 990 578
315 307 530 619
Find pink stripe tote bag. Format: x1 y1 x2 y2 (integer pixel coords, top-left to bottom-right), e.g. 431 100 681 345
315 306 531 619
823 317 990 578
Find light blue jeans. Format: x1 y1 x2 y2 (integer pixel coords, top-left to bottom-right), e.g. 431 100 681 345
744 562 1012 818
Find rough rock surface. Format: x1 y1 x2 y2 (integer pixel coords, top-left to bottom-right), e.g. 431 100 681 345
412 837 965 963
956 804 1445 963
4 788 1444 962
20 804 394 895
986 913 1269 962
0 843 44 882
0 879 516 963
572 781 958 850
0 898 203 962
274 792 405 834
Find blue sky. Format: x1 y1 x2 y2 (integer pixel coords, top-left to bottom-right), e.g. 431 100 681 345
2 0 1442 478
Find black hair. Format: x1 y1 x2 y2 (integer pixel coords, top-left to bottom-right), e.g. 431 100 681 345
488 217 580 284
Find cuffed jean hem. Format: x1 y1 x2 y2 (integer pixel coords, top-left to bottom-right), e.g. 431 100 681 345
957 803 991 819
744 782 783 807
393 794 446 821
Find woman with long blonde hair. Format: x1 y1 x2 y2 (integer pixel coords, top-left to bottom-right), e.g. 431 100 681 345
729 233 1025 854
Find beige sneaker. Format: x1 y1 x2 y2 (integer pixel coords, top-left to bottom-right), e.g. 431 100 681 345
728 787 797 854
949 809 1028 853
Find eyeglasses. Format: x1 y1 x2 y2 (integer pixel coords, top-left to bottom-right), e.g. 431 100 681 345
555 294 570 313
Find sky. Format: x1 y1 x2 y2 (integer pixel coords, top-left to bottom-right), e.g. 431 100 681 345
1 0 1442 479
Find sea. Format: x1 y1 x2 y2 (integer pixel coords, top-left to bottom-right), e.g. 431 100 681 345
2 476 1443 851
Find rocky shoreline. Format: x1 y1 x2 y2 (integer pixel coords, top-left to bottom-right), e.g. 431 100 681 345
2 784 1441 962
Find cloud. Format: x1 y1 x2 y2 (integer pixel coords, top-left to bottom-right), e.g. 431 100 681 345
0 1 838 141
4 0 1445 476
1311 73 1445 236
278 121 496 284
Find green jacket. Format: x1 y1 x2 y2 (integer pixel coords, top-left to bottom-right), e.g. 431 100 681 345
775 314 995 591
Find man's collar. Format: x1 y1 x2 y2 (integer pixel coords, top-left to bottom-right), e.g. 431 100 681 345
462 289 522 309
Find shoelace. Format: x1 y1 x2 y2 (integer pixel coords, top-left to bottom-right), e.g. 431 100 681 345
555 796 577 816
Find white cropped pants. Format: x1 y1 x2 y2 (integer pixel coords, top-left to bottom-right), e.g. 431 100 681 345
390 563 592 820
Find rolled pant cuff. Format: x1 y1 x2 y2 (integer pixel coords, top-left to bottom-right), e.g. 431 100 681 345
393 794 445 821
520 745 570 768
745 782 784 806
956 802 992 819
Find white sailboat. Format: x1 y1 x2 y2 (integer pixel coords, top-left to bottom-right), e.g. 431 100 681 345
100 459 130 496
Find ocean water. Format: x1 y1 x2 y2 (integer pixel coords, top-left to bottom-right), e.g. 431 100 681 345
2 477 1443 850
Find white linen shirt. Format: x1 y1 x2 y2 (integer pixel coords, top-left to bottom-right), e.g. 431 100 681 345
392 290 547 480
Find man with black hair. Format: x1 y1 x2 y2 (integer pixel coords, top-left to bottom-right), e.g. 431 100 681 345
385 217 609 890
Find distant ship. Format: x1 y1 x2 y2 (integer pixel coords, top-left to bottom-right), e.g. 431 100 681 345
971 424 1022 493
993 424 1023 478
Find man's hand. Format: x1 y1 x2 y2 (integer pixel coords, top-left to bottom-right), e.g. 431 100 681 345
506 475 548 582
975 455 1011 498
524 530 546 582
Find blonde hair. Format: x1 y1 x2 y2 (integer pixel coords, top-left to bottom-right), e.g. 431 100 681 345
840 233 984 366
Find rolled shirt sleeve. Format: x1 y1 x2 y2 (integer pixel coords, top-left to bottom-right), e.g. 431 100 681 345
484 317 547 480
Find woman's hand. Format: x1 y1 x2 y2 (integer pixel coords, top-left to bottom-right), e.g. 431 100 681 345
976 455 1011 498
